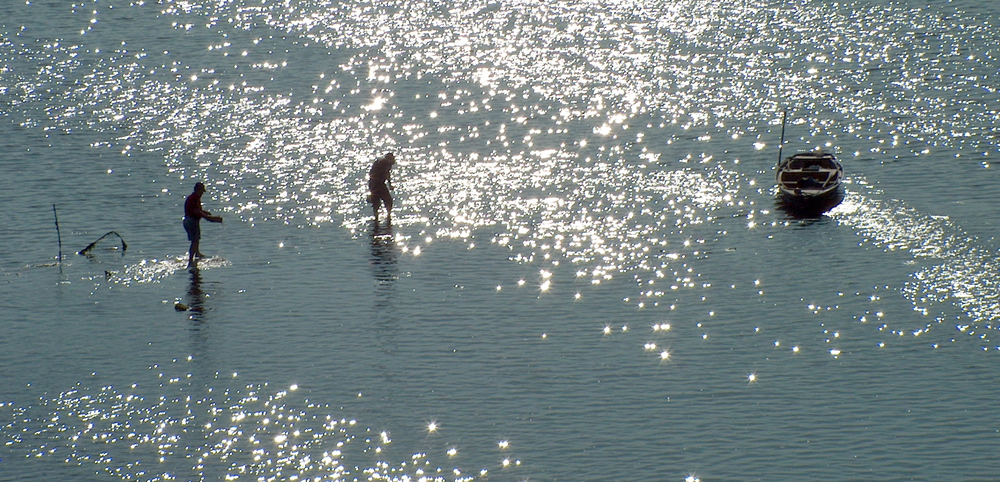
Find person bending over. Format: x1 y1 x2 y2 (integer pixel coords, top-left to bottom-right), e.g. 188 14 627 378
368 152 396 223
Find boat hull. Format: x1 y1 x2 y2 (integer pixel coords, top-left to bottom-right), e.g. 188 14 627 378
774 151 844 215
776 185 844 218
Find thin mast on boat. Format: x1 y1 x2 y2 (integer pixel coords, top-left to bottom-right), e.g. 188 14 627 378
777 110 787 166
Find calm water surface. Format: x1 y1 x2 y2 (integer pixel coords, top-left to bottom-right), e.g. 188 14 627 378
3 0 1000 480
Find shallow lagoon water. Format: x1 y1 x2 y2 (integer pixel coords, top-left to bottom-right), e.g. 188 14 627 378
3 0 1000 480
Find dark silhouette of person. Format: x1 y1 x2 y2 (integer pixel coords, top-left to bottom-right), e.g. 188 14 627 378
183 182 223 269
367 152 395 223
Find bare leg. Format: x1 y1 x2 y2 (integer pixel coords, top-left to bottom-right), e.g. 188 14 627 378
385 194 393 224
188 240 199 268
371 196 382 222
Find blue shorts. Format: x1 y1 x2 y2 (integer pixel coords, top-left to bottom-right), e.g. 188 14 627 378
183 217 201 241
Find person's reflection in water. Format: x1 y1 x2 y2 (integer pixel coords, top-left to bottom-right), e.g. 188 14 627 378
370 221 399 307
185 269 211 366
186 269 207 319
368 215 400 414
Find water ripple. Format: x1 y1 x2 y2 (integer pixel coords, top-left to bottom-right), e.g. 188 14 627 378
1 361 516 481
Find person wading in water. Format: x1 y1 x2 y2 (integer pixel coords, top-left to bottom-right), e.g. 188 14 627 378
183 182 223 269
367 152 396 224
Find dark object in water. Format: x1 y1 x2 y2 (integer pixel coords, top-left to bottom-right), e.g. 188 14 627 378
53 205 63 264
771 111 844 215
79 231 128 256
775 152 843 201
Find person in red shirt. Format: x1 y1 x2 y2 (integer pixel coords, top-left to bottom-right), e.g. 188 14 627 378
368 152 396 224
183 182 223 268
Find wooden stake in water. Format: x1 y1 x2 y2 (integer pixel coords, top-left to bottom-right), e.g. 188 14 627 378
53 204 63 264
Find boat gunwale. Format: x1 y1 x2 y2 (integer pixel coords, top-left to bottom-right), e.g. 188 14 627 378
776 152 843 198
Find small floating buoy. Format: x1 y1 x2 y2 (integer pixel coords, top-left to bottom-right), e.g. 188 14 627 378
174 302 189 311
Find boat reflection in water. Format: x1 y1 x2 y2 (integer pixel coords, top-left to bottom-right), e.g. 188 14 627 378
775 151 844 218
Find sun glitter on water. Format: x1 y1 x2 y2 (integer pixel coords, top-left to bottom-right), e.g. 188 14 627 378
0 360 516 482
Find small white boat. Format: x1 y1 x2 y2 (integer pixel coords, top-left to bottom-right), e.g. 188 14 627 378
775 152 843 200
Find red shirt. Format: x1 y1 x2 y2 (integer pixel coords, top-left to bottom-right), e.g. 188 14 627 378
184 192 208 220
